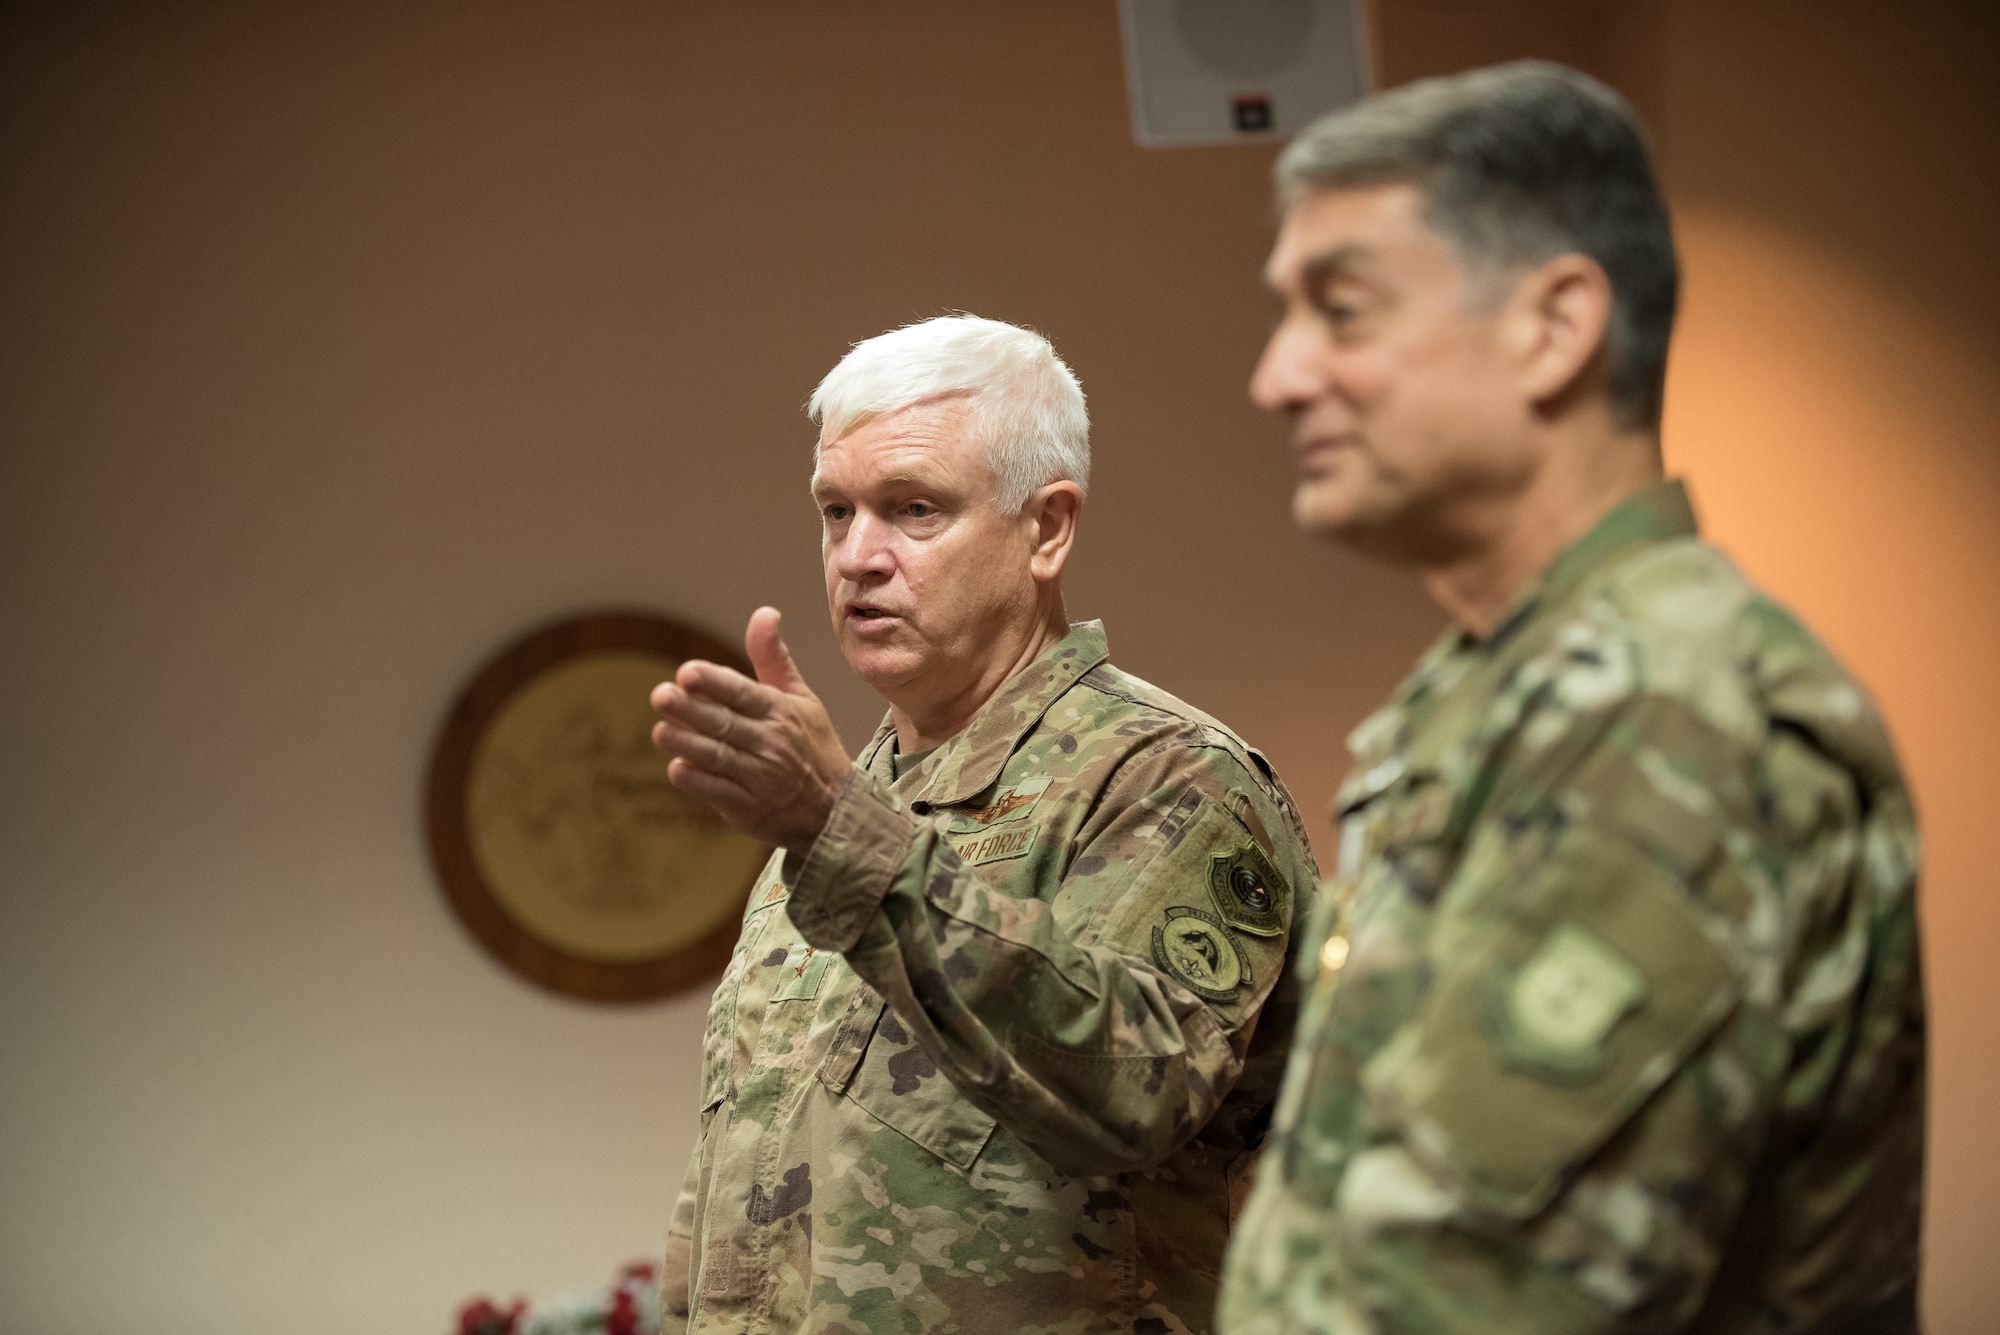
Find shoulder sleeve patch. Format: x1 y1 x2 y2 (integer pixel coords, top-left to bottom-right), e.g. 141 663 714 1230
1093 791 1296 1029
1207 839 1289 938
1361 825 1740 1218
1495 923 1647 1077
1152 906 1250 1002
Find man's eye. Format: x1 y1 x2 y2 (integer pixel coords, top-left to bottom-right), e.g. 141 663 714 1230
907 501 934 518
824 504 850 522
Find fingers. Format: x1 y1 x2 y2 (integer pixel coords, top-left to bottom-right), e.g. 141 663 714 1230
662 752 755 811
650 718 743 777
745 606 808 695
652 680 746 745
674 658 776 717
645 608 839 856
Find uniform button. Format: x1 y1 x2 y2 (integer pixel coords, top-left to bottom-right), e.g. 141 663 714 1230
1319 934 1350 973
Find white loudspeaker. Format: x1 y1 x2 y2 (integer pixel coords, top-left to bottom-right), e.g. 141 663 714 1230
1117 0 1373 148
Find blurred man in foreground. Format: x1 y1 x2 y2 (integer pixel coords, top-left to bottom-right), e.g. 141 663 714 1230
1219 63 1925 1333
650 315 1317 1333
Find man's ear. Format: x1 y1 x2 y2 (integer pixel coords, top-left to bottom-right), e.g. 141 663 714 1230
1505 253 1615 411
1026 481 1083 583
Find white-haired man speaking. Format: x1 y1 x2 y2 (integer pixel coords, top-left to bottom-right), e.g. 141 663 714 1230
650 315 1318 1334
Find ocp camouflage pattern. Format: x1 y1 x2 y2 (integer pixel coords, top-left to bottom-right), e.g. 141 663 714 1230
662 621 1320 1333
1218 482 1925 1334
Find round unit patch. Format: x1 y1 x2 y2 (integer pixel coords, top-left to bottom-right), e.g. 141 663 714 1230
1152 906 1249 1002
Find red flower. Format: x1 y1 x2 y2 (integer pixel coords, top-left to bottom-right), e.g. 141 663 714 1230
618 1259 658 1286
454 1297 524 1335
605 1288 640 1335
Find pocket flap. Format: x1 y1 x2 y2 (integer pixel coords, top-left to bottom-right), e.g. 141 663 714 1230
841 1006 997 1171
816 991 883 1096
1361 827 1740 1218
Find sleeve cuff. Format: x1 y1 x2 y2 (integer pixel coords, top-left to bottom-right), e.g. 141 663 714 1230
786 767 917 953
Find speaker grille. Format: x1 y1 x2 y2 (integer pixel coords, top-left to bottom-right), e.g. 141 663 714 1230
1176 0 1315 80
1119 0 1372 148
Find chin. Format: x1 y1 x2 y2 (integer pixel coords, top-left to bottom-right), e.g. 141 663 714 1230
1291 476 1365 538
840 639 927 693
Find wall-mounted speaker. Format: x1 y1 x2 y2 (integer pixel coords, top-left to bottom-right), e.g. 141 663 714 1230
1117 0 1373 148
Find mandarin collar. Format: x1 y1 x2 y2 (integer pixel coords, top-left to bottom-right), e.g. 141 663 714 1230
853 621 1110 806
1476 478 1699 652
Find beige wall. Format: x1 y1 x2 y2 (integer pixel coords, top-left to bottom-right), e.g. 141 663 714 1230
1 3 1992 1332
0 5 1436 1331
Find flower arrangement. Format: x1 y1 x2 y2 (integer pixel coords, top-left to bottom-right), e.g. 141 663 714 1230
454 1260 660 1335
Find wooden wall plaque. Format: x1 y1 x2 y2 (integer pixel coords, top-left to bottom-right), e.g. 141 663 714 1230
424 610 769 1002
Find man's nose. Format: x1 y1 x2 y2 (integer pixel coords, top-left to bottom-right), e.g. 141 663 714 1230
1249 315 1321 415
832 512 895 581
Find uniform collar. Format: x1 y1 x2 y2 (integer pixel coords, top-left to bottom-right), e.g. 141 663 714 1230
855 620 1110 806
1339 479 1698 805
1481 477 1698 650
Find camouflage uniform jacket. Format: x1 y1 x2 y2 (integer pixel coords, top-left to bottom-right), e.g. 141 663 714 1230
663 621 1320 1334
1218 482 1926 1334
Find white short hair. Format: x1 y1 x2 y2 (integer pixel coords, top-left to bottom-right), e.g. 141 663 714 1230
808 315 1090 512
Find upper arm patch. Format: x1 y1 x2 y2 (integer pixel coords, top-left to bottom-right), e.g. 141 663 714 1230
1154 907 1250 1001
1207 839 1289 937
1497 923 1648 1077
1098 792 1295 1028
1360 825 1741 1218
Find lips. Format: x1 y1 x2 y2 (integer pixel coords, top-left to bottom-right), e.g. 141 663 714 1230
1295 433 1360 474
844 601 901 625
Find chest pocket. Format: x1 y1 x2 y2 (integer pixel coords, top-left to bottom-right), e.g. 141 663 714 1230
839 1002 996 1172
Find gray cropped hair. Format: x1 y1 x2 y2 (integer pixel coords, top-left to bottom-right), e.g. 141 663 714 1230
1277 60 1679 430
808 315 1090 513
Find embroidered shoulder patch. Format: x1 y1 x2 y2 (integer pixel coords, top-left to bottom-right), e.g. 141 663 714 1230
1206 840 1288 937
1152 906 1250 1003
1495 923 1647 1075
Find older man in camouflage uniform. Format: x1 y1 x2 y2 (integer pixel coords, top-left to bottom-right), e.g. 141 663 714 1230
650 315 1317 1333
1219 64 1926 1333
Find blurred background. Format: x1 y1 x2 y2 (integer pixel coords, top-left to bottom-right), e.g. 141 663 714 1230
2 2 1995 1330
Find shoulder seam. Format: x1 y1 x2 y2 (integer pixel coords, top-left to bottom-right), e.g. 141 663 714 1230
1078 665 1249 747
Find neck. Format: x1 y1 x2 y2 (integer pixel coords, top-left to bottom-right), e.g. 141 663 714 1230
1421 425 1661 639
888 593 1069 753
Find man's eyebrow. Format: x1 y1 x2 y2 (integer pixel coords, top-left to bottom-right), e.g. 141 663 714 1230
876 468 949 489
1297 243 1371 296
809 468 952 501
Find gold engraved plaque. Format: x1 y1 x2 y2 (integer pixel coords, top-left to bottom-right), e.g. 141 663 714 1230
426 611 767 1001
